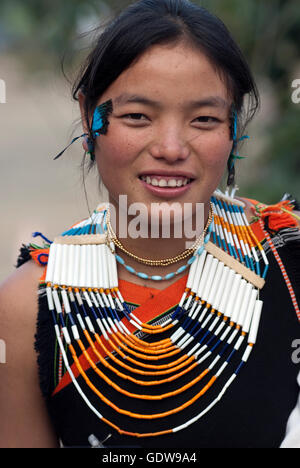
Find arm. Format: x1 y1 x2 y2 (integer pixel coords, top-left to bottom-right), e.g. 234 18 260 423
0 260 59 448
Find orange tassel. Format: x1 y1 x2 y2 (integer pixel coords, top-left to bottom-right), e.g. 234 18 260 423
254 200 298 231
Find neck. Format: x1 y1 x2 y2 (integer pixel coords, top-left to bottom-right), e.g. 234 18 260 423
107 196 211 279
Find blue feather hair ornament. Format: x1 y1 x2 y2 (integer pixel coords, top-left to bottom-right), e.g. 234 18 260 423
53 99 113 160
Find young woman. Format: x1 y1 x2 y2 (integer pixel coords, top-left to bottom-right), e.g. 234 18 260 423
1 0 300 448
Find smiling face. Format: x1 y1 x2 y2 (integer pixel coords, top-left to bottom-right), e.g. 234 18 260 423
79 41 233 225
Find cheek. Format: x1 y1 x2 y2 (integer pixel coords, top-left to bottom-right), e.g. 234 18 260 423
196 129 232 172
96 123 139 168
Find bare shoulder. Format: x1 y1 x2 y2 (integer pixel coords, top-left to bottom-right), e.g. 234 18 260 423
0 260 44 321
0 261 58 447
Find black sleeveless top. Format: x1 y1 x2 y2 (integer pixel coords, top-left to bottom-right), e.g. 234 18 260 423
17 213 300 448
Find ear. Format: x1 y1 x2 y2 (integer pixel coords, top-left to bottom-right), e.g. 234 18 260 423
78 90 90 135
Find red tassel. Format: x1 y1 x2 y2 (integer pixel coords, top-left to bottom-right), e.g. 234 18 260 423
254 200 298 231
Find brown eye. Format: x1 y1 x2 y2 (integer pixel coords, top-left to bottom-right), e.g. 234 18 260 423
123 113 147 120
194 116 218 123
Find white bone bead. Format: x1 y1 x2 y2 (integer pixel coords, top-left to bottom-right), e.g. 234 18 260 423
71 325 80 341
95 291 105 308
236 283 253 328
83 290 93 308
72 245 80 287
242 289 258 333
208 354 221 371
211 265 229 311
188 300 198 317
179 335 194 350
190 250 207 293
89 290 99 308
208 315 220 332
217 374 237 400
102 246 109 290
46 286 55 310
201 313 213 330
202 258 219 303
214 320 226 336
186 252 200 290
76 312 86 331
215 361 229 377
62 327 71 345
223 274 242 319
183 294 194 310
170 327 185 343
219 325 232 342
109 249 119 288
45 243 57 284
53 243 62 285
61 289 71 314
60 245 69 287
187 342 200 357
217 269 235 316
66 244 75 287
248 300 263 344
230 279 247 324
75 291 83 306
261 249 269 266
107 293 115 310
91 244 98 289
206 261 224 306
241 344 253 362
178 292 187 308
189 301 200 319
96 318 108 340
101 291 110 308
78 245 87 288
129 319 142 331
52 288 62 314
107 316 118 333
85 316 95 334
107 248 118 289
233 335 244 350
197 350 211 364
85 245 92 289
97 245 104 288
251 246 259 263
190 302 203 321
197 254 214 298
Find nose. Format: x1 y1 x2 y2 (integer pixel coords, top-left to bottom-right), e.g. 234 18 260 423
149 125 191 163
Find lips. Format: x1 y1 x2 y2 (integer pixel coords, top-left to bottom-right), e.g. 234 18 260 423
138 173 195 199
139 175 192 188
139 170 196 180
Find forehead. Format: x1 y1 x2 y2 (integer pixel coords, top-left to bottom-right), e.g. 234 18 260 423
101 42 231 106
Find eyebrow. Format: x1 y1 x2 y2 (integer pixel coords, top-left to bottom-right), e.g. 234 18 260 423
113 93 229 110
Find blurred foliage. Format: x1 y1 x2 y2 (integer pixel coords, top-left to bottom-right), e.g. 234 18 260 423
0 0 299 203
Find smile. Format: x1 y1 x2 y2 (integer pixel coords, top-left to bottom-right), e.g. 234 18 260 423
139 175 193 188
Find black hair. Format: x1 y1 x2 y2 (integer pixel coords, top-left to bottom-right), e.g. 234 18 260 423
72 0 259 145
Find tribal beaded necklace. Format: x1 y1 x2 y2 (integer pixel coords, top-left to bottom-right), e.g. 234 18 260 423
44 190 268 438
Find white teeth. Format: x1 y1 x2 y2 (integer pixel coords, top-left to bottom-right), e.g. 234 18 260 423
140 176 191 187
168 179 177 187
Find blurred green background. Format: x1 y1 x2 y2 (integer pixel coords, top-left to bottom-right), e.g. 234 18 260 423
0 0 299 281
